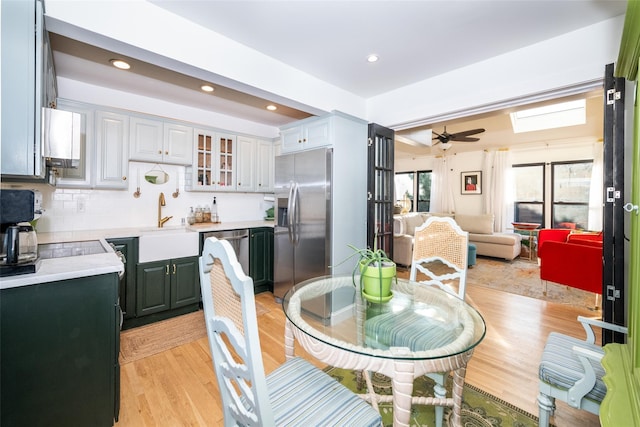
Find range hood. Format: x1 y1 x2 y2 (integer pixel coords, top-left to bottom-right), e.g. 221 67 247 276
41 107 81 168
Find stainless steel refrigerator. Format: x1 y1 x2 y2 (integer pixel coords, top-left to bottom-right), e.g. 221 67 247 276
273 148 339 319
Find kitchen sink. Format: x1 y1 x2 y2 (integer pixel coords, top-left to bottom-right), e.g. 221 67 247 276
138 229 199 263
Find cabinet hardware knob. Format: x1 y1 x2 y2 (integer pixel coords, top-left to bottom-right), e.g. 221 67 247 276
165 265 169 275
158 150 162 154
122 176 127 181
165 151 169 155
172 264 177 274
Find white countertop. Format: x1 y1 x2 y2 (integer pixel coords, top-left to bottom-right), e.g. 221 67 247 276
36 220 274 244
1 220 274 290
1 240 124 290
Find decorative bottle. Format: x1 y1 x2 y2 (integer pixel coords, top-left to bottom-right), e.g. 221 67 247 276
212 197 219 223
187 207 196 225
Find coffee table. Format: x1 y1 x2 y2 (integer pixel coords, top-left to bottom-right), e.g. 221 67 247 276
282 275 486 427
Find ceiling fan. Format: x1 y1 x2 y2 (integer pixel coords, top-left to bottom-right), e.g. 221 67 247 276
432 126 486 150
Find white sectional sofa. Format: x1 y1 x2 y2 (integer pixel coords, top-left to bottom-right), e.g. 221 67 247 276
393 212 522 266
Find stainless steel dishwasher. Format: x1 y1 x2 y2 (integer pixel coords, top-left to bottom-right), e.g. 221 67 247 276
201 229 250 274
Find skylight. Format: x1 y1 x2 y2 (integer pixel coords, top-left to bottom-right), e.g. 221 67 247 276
510 99 586 133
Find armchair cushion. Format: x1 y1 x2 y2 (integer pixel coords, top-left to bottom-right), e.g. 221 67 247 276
539 332 606 403
537 229 603 294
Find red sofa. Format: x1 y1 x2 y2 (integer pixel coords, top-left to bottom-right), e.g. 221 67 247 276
537 229 603 294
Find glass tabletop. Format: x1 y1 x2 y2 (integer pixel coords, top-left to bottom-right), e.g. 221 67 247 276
282 275 486 361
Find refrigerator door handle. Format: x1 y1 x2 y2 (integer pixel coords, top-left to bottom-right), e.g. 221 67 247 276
287 182 295 244
291 182 300 245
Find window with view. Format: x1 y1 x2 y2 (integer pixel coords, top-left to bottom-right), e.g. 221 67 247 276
394 170 432 213
513 163 545 226
552 160 593 229
416 171 432 212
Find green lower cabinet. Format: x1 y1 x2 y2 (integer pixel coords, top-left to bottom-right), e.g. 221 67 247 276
136 256 199 318
106 237 138 320
250 227 274 293
1 273 119 426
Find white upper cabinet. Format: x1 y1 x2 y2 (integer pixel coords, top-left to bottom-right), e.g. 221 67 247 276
1 0 50 179
280 116 331 153
256 139 274 192
163 123 193 164
95 110 129 189
129 116 193 165
236 136 256 192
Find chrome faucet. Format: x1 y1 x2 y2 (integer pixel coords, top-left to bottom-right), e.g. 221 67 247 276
158 192 173 228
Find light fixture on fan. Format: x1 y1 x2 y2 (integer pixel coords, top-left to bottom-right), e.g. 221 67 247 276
440 142 453 151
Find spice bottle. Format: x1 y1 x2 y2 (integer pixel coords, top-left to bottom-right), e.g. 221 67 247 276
203 205 211 223
195 206 203 223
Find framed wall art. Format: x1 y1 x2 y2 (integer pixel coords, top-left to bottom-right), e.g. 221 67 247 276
461 171 482 195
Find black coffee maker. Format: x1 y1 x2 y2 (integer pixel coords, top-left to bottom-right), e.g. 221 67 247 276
1 190 39 277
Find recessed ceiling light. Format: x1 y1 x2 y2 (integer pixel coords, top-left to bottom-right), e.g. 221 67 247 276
110 59 131 70
367 54 379 63
200 84 215 93
266 105 277 111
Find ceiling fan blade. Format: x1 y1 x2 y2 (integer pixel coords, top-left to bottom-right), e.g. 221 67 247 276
451 136 481 142
449 128 485 139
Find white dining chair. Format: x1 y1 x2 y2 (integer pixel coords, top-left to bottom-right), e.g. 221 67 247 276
199 236 382 427
411 216 469 427
410 216 469 300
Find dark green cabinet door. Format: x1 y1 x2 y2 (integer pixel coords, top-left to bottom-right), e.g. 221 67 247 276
107 237 138 320
171 256 199 308
250 227 274 293
137 256 199 316
267 228 274 283
136 260 171 315
1 274 118 427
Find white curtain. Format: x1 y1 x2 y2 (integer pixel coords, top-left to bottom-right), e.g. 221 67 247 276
482 151 493 214
430 156 455 213
487 150 513 232
588 142 604 231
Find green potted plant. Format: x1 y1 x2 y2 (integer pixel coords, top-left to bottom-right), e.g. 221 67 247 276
333 242 397 303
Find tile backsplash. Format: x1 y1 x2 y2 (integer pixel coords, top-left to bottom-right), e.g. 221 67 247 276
3 163 271 233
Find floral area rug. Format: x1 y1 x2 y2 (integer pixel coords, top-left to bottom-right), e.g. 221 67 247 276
325 366 550 427
399 256 599 310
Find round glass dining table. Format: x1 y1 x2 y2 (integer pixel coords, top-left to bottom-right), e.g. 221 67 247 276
282 275 486 427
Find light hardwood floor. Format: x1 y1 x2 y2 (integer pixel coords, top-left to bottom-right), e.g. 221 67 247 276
117 280 601 426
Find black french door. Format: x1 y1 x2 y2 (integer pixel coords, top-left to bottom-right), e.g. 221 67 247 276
602 63 626 344
367 123 395 258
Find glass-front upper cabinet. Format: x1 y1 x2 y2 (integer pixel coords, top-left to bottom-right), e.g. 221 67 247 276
187 129 236 191
217 134 235 189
